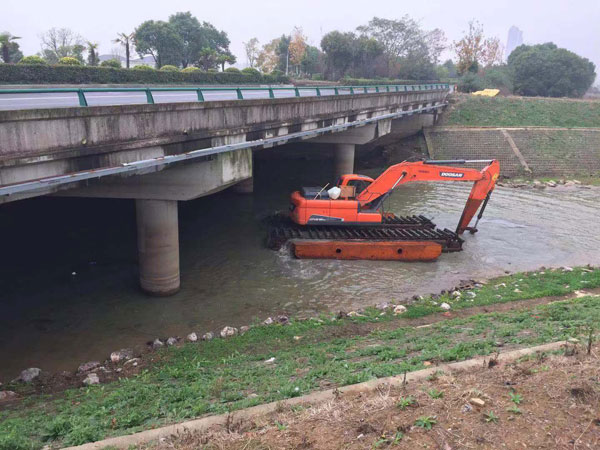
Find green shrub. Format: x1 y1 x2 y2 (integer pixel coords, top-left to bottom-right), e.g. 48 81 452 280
159 65 179 72
312 73 324 80
481 66 513 92
0 64 291 85
181 66 202 73
225 67 240 73
58 57 82 66
457 73 484 93
241 67 260 76
100 59 122 69
18 55 46 65
207 68 218 73
132 64 155 71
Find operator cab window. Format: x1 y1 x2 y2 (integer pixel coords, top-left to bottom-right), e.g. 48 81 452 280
346 179 371 195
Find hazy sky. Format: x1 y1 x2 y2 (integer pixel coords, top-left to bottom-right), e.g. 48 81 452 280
3 0 600 74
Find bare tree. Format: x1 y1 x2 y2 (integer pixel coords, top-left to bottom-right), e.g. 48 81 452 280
113 32 134 68
244 37 259 68
40 28 85 64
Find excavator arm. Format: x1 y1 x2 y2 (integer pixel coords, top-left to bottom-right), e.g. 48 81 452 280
356 159 500 234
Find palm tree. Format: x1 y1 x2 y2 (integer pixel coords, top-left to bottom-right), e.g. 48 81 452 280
0 32 21 63
113 32 133 68
87 42 99 66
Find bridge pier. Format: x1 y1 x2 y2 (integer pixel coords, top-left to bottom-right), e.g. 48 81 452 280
333 144 355 180
136 199 180 296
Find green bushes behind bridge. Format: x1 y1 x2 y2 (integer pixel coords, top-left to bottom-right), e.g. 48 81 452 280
0 63 290 85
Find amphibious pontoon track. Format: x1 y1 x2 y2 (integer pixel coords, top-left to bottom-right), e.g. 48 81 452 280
267 215 464 252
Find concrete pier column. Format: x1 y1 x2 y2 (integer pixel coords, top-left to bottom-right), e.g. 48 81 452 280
136 199 180 296
232 177 254 194
333 143 355 180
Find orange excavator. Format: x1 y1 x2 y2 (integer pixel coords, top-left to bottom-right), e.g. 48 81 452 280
269 159 500 261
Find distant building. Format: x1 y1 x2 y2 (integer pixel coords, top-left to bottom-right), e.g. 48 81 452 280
505 26 523 61
130 55 155 68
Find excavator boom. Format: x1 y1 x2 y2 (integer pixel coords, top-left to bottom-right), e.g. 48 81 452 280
356 159 500 234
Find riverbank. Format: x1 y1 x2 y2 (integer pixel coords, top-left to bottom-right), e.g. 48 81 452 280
443 94 600 128
1 266 599 449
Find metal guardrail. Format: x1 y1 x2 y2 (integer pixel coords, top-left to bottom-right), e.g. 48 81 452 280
0 84 450 107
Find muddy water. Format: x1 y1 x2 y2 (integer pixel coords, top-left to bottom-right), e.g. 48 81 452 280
1 158 599 380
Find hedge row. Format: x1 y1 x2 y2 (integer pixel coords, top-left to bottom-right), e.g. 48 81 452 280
342 77 440 85
0 64 290 85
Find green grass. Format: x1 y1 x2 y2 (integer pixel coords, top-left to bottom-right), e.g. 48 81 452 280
1 267 599 449
445 96 600 128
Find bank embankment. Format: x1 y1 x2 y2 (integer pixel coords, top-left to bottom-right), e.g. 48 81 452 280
423 95 600 178
150 343 600 449
1 266 599 449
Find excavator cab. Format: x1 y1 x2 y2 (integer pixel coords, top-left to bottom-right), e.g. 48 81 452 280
337 174 374 199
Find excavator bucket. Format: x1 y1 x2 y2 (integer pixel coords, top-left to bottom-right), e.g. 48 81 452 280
456 160 500 234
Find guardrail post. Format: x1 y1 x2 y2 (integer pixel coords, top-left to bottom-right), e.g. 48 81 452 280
269 87 275 98
316 87 321 96
196 89 204 102
295 87 300 97
386 86 390 92
334 87 339 95
349 87 354 94
145 89 155 104
395 86 399 92
236 88 243 100
375 86 380 93
77 89 88 107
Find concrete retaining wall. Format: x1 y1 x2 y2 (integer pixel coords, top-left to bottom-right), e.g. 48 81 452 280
425 126 600 177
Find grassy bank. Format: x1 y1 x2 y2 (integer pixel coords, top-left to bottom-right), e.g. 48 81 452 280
1 267 599 449
445 95 600 128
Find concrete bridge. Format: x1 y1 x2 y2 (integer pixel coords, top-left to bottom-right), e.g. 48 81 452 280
0 84 449 295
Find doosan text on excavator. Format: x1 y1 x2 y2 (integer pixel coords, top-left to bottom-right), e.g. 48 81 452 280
268 159 500 262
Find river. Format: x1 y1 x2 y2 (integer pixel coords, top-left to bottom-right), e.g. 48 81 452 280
1 157 599 380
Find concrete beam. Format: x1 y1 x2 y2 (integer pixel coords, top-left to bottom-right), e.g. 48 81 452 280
56 146 252 201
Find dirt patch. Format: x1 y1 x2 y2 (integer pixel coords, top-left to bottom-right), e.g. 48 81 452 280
147 347 600 449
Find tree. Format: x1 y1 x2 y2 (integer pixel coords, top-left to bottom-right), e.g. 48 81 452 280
352 35 384 78
424 28 447 65
113 32 133 68
167 12 203 68
357 16 446 79
288 27 307 75
453 20 485 75
87 42 99 66
301 45 323 76
40 28 85 64
134 20 182 68
508 43 596 98
482 37 504 67
216 52 236 71
320 31 354 79
357 16 422 74
276 34 291 73
0 32 22 63
244 37 259 68
256 38 280 73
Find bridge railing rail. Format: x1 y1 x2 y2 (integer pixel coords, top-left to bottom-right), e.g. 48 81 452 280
0 83 450 107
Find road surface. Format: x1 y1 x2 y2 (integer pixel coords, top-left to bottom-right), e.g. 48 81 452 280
0 87 360 110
